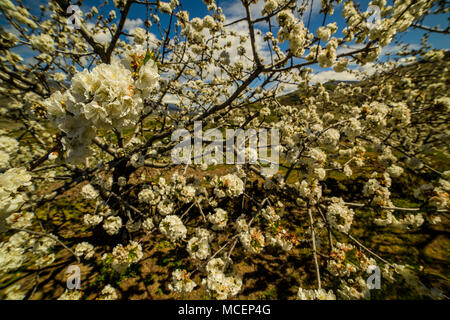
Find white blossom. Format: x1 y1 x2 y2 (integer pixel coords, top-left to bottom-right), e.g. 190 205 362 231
159 215 187 242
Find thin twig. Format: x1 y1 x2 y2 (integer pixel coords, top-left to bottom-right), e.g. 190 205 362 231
308 207 321 290
10 228 80 263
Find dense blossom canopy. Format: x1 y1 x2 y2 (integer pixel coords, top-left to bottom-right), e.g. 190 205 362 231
0 0 448 300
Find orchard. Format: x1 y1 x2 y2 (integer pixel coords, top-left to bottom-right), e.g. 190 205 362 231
0 0 448 300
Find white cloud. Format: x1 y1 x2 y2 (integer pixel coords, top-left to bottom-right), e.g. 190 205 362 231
336 44 366 56
178 19 272 83
278 83 299 95
124 18 144 33
224 0 265 20
398 56 416 66
86 22 111 44
310 69 359 84
224 20 271 65
302 0 323 21
223 0 322 22
381 43 420 56
123 18 159 47
310 61 379 84
10 45 36 65
93 31 111 44
2 25 20 37
162 93 181 104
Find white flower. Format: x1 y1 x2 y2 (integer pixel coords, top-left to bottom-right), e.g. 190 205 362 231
386 165 404 178
196 227 214 241
81 184 99 200
215 174 244 198
374 212 425 229
390 102 410 126
326 197 354 233
126 219 141 233
314 167 327 181
118 176 127 187
190 17 203 32
262 0 278 15
103 216 122 235
363 178 381 197
98 285 118 300
187 236 210 260
157 200 174 216
343 118 362 140
52 72 66 82
43 57 156 164
180 185 196 203
74 242 95 259
297 287 336 300
202 258 242 299
33 235 57 255
0 136 19 154
76 60 142 129
337 277 370 300
111 241 143 272
129 153 145 168
159 215 187 242
326 242 356 277
142 217 155 232
0 150 9 169
276 10 295 28
58 289 83 300
265 229 293 251
334 57 349 72
30 34 54 52
202 15 215 30
132 27 147 44
83 214 103 227
0 167 32 216
44 60 143 164
307 148 327 164
261 206 280 222
317 37 338 67
6 211 34 228
0 167 31 193
158 1 172 14
136 59 159 99
406 157 424 170
36 253 56 267
169 269 197 293
343 164 353 177
138 188 160 205
235 216 248 234
0 238 27 274
4 284 25 300
207 208 228 230
239 227 265 254
317 26 331 42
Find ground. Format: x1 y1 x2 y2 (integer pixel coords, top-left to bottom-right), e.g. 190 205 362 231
1 159 448 300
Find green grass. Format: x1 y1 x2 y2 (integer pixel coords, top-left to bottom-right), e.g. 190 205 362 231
259 287 277 300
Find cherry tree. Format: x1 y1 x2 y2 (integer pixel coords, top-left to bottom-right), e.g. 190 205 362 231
0 0 448 300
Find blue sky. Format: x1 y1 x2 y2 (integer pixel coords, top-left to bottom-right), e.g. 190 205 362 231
1 0 449 85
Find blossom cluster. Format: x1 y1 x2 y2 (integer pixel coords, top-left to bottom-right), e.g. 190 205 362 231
44 56 159 163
